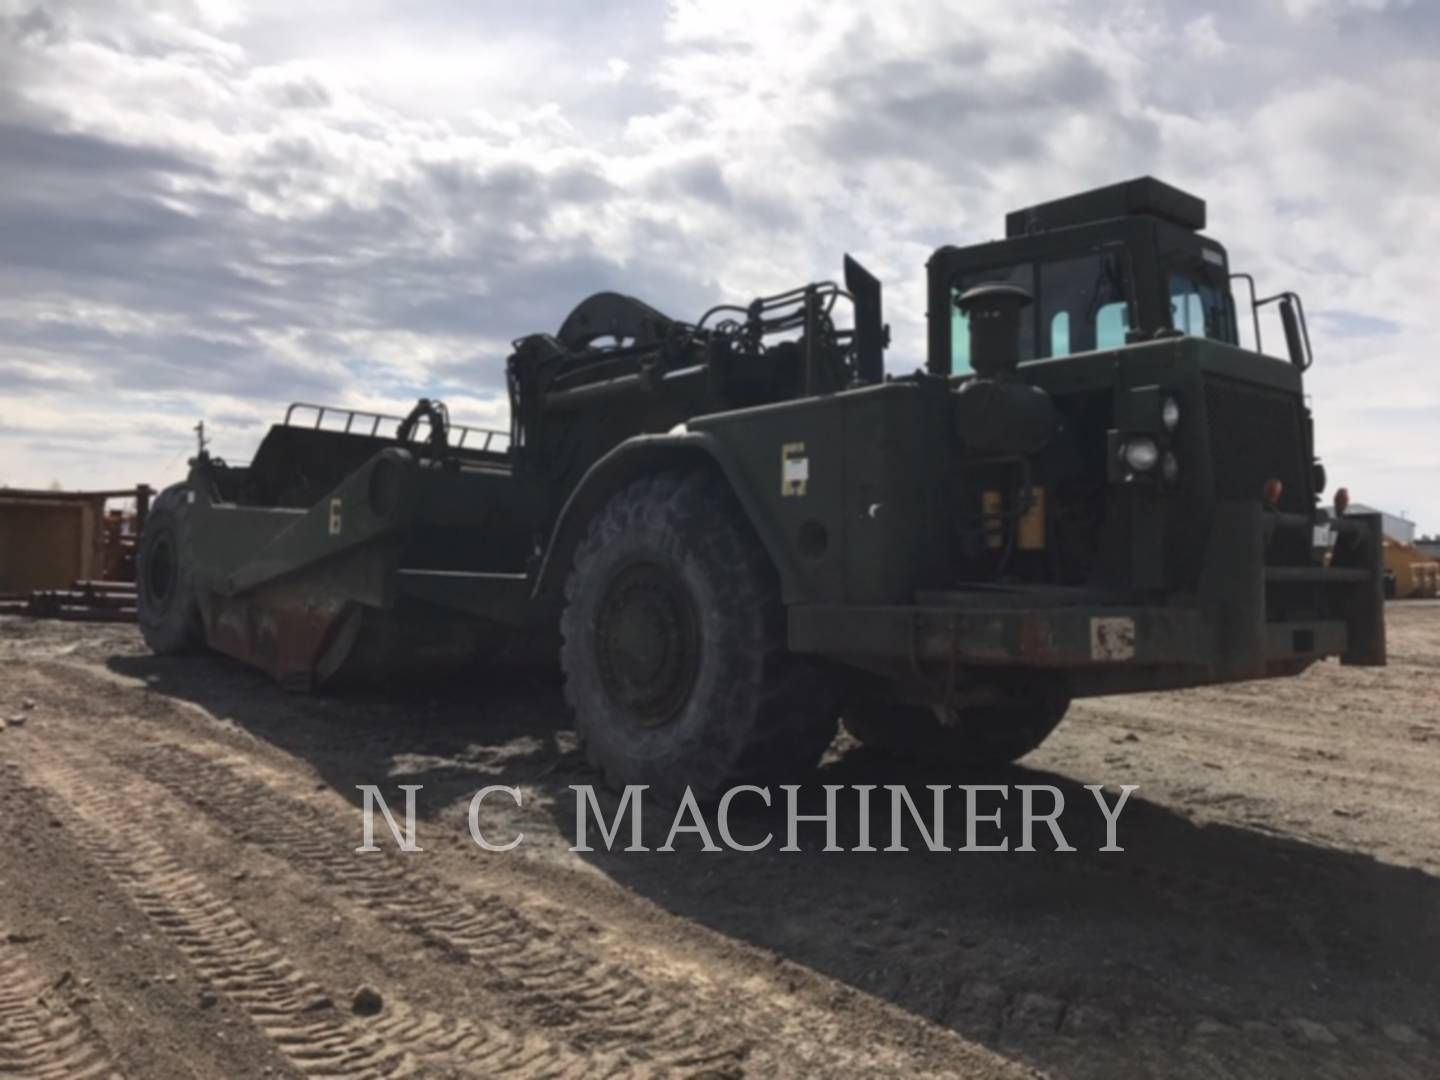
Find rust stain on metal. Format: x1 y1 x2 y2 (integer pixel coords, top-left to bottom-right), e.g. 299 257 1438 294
207 589 351 689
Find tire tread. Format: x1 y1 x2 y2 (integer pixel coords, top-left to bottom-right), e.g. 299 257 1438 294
136 482 205 655
561 468 836 802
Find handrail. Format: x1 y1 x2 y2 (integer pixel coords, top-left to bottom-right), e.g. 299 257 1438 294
282 402 510 452
1229 272 1263 353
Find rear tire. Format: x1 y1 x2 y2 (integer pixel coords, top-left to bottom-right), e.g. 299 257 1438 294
561 469 838 804
844 680 1070 768
136 483 205 655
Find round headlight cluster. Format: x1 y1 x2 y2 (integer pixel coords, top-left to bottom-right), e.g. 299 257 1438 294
1121 437 1160 472
1161 395 1181 432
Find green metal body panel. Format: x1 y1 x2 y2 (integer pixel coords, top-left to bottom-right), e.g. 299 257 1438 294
687 379 955 605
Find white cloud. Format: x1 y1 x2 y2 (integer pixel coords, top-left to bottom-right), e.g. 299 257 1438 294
1282 0 1413 19
1183 14 1227 58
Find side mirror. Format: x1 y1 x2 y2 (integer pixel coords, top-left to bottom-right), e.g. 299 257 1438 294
1278 294 1313 370
1245 285 1314 368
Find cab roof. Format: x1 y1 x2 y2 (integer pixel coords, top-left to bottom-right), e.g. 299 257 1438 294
1005 177 1206 238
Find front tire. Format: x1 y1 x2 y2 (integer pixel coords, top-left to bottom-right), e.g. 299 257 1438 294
844 680 1070 768
561 469 837 803
136 483 205 655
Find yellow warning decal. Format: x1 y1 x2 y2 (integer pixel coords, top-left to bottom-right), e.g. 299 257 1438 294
781 442 808 497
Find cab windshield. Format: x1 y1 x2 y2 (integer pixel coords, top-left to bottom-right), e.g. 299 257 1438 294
951 249 1131 374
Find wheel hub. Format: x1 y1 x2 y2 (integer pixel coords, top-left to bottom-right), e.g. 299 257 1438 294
594 560 700 725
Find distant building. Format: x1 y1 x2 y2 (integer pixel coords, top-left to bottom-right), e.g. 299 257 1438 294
1349 503 1416 545
1417 539 1440 560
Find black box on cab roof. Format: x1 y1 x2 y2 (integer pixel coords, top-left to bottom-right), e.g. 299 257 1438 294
1006 176 1206 237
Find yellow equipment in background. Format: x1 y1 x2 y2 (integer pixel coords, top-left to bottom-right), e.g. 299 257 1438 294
1383 536 1440 599
1327 486 1436 600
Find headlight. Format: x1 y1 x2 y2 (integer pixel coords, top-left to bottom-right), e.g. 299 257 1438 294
1161 395 1180 432
1161 451 1180 486
1121 437 1159 472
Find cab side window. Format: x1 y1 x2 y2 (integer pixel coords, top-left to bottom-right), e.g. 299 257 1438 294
1168 271 1232 341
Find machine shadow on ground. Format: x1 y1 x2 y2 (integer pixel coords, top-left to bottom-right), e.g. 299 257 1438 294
110 651 1440 1074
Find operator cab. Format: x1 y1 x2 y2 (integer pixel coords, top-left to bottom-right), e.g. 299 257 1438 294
926 177 1243 376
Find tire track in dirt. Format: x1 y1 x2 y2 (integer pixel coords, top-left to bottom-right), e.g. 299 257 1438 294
368 1003 628 1079
22 658 1438 1076
0 938 121 1079
9 657 1016 1079
19 761 625 1080
23 763 413 1078
125 744 1440 1078
117 743 754 1077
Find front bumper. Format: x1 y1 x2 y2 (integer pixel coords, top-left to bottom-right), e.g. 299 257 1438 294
787 504 1386 697
789 602 1349 667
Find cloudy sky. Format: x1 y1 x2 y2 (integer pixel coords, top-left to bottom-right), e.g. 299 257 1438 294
1 0 1437 528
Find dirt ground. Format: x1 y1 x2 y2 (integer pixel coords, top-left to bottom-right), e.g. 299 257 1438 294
1 604 1437 1079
